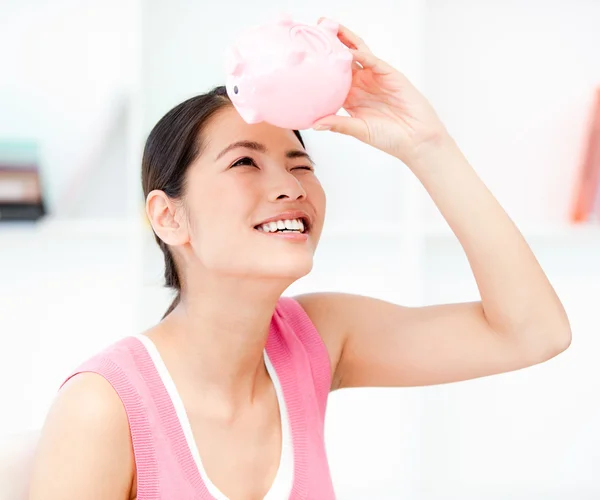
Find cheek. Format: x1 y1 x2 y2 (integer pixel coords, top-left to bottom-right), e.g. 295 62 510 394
187 177 256 237
306 176 326 211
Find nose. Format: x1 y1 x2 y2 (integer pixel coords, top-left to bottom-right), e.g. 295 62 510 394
268 169 307 202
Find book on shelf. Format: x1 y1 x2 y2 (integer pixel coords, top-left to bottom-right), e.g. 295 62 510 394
570 86 600 223
0 140 46 222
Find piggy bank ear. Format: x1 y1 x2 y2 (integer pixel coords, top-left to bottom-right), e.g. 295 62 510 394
225 47 245 76
317 17 339 35
276 12 295 26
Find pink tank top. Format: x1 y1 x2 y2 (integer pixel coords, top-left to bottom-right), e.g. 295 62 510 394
61 297 335 499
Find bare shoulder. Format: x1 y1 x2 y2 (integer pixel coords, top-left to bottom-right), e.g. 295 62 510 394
29 372 134 500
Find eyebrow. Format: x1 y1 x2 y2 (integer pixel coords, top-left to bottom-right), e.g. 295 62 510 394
215 140 315 165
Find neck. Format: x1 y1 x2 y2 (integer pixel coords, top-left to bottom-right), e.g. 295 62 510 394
152 273 290 417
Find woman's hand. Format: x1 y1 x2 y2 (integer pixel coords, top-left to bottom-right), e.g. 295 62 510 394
312 19 450 166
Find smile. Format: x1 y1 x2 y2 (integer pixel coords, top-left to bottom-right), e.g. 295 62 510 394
254 217 309 234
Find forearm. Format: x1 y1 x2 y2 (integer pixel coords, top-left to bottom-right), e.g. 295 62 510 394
407 135 571 350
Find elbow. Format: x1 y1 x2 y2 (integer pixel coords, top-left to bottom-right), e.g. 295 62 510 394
500 307 572 365
547 306 572 357
524 317 572 364
545 326 571 360
552 321 572 355
544 300 573 358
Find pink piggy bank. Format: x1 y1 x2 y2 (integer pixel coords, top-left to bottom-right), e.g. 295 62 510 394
224 14 353 130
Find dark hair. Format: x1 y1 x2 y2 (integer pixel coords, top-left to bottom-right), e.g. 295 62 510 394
141 85 306 319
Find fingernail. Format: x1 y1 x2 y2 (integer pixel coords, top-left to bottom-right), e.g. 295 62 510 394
313 124 330 131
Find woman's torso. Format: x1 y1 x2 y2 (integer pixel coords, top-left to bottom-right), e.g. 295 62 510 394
130 334 294 500
60 297 335 500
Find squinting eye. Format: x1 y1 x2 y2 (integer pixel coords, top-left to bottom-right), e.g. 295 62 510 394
231 157 258 168
293 166 314 171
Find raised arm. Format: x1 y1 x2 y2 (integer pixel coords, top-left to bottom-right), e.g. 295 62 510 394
301 19 571 390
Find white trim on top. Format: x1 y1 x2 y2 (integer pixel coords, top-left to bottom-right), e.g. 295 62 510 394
134 334 293 499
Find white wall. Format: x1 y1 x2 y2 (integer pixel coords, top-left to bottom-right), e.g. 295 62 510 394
1 0 599 499
0 0 136 215
420 0 600 231
416 2 600 497
0 221 136 431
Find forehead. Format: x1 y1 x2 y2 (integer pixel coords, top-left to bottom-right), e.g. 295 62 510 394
202 106 304 153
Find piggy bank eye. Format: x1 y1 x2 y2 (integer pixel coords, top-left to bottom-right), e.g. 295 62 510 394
234 85 239 94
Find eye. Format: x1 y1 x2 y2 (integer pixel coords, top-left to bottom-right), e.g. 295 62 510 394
293 166 314 171
231 156 258 168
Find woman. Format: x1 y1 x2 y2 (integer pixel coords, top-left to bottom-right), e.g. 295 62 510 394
29 20 571 500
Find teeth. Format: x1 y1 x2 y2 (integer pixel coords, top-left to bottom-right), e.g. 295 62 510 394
258 218 306 233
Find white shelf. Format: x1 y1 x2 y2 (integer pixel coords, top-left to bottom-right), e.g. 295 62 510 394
0 216 133 236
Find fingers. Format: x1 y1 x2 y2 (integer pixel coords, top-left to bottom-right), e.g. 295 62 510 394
351 49 377 69
351 48 393 75
312 114 370 143
337 23 371 53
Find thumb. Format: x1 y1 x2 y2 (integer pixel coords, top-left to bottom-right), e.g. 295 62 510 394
312 115 368 141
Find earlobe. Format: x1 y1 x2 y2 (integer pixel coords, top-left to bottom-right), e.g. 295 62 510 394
146 190 189 246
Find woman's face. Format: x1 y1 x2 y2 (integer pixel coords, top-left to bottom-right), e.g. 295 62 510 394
181 106 326 282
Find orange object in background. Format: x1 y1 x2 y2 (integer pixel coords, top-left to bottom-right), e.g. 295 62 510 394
571 87 600 223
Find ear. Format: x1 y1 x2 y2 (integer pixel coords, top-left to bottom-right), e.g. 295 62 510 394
146 190 189 246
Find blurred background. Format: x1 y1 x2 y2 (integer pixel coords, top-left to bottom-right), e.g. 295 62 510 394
1 0 600 498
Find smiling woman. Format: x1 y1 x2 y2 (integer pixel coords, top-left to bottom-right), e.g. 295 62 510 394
29 19 570 500
138 87 325 319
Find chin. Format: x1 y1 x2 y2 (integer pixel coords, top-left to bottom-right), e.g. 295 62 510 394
260 255 314 280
